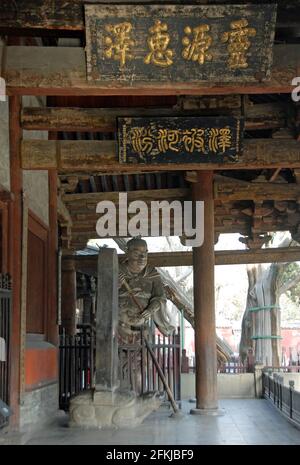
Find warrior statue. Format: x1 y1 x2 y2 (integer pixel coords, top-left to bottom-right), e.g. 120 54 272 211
118 237 175 346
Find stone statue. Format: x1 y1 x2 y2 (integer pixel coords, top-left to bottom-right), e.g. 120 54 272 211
69 242 169 429
118 237 175 347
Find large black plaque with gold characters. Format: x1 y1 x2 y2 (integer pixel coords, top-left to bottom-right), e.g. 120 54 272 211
85 4 277 83
118 116 243 164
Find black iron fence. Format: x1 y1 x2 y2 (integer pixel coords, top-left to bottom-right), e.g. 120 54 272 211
263 370 300 428
0 274 11 429
59 326 95 411
119 329 181 401
59 325 181 410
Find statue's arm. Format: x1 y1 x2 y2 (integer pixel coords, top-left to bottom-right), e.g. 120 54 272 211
141 276 167 319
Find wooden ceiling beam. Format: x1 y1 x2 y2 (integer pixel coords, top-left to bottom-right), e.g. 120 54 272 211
3 45 299 96
214 177 300 201
63 188 189 203
21 101 287 132
21 138 300 173
62 180 300 205
0 1 297 32
63 246 300 273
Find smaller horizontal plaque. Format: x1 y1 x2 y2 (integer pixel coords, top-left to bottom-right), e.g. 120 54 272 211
118 116 243 164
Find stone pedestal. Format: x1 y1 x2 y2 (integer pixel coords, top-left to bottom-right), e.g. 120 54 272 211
69 390 161 429
190 407 225 416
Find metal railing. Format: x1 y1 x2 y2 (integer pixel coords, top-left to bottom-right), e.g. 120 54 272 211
59 326 95 411
0 274 11 429
263 370 300 428
119 329 181 402
59 325 181 410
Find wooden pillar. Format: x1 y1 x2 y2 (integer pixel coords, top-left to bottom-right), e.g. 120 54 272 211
8 95 22 427
61 257 77 336
47 131 58 345
190 171 221 415
47 170 58 344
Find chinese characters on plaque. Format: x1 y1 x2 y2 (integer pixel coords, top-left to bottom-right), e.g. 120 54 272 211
85 4 276 83
118 117 243 164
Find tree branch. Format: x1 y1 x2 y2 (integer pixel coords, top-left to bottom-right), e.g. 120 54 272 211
279 273 300 296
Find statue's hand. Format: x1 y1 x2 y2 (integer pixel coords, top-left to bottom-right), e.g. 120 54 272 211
119 271 127 287
140 308 152 320
141 301 160 320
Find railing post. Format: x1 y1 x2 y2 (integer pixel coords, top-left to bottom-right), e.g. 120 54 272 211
279 375 283 411
274 373 277 405
254 363 264 398
289 380 294 419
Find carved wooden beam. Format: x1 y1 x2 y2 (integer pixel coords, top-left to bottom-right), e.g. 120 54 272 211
21 138 300 172
4 45 299 95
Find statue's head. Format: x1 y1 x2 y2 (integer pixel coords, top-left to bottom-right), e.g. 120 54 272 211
126 237 148 274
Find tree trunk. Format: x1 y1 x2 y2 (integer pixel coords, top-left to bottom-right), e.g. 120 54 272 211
240 263 281 366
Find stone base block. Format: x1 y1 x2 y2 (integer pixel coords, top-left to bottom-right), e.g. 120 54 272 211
69 390 161 429
190 407 225 416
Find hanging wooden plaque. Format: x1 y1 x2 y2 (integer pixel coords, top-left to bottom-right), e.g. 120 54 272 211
85 3 277 83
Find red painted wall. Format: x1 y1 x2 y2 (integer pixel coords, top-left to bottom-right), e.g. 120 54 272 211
25 347 58 390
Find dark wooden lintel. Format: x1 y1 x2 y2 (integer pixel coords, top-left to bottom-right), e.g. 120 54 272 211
3 45 299 96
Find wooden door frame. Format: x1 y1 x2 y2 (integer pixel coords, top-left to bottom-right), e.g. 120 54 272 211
0 199 9 273
27 209 49 337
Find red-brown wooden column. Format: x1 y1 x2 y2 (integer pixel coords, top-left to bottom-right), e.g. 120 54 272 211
190 171 222 415
8 95 22 427
47 132 58 345
61 257 77 336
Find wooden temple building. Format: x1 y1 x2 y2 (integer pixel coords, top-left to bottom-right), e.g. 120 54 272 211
0 0 300 430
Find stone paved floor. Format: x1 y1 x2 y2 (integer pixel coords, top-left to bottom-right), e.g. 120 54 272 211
1 399 300 445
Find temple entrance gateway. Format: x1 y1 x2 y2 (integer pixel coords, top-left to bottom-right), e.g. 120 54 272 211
0 0 300 439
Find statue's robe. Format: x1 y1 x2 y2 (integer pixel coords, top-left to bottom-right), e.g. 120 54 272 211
118 262 174 345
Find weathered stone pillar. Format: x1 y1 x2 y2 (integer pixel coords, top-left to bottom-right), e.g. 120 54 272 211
190 171 222 415
95 248 119 391
61 257 77 336
254 363 264 398
82 294 93 325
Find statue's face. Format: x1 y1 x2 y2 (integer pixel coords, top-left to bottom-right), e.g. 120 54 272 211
127 244 148 274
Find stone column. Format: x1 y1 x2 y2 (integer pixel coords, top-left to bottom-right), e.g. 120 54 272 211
190 171 222 415
95 248 119 391
61 257 77 336
82 294 93 325
254 363 265 398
